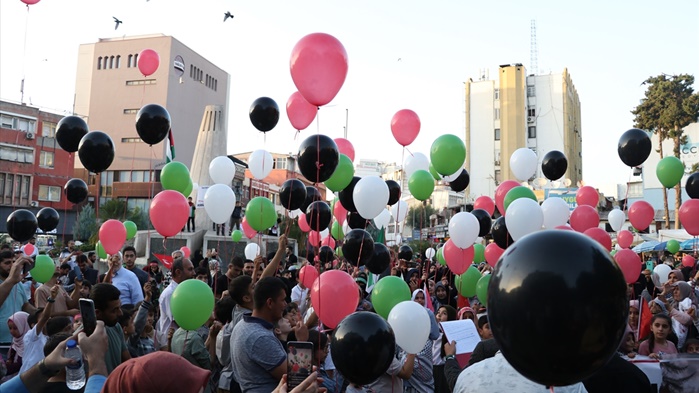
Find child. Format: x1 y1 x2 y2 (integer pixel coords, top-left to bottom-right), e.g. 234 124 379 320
434 305 456 393
618 330 638 359
683 338 699 354
3 311 29 380
477 315 492 340
638 314 678 359
19 284 58 373
274 310 293 349
121 282 157 357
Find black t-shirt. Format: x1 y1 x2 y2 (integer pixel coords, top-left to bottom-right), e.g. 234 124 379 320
215 274 230 296
287 254 298 265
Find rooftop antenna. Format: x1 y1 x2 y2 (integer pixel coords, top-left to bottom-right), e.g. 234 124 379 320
530 19 538 75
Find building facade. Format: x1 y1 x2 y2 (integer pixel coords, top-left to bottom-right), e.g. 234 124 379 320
465 64 582 202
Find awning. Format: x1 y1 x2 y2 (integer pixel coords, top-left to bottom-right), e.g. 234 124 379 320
632 241 660 253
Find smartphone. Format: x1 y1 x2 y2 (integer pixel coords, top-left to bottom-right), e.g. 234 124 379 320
79 299 97 336
287 341 313 390
22 258 36 276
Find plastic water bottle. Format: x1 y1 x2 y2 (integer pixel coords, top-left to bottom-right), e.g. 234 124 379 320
64 339 86 390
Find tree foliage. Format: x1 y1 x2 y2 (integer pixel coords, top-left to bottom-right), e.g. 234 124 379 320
74 204 97 242
406 204 437 228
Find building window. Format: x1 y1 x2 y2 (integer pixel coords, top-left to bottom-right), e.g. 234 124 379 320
274 157 287 170
628 182 643 198
528 126 536 139
42 121 57 138
123 109 140 114
495 170 502 184
494 108 500 120
528 108 536 117
131 170 144 182
494 89 499 100
118 171 130 182
190 65 193 78
0 145 34 163
1 173 31 205
133 53 138 67
121 137 142 143
103 57 109 70
110 56 115 69
494 128 501 141
214 79 217 91
125 79 156 86
527 85 536 97
1 114 38 133
116 55 121 68
128 54 133 67
38 185 61 202
39 151 54 168
97 57 102 70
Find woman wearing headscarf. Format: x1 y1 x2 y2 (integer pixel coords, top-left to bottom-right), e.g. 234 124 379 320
432 282 456 310
667 281 697 349
3 311 29 380
102 352 211 393
400 289 441 393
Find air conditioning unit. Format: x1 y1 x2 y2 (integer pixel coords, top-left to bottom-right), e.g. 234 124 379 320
26 132 35 140
527 116 535 123
30 201 39 207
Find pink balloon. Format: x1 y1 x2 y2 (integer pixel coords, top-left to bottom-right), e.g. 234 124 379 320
682 255 696 268
484 243 505 268
443 239 474 275
495 180 520 216
679 199 699 236
628 201 654 231
150 191 189 238
584 227 612 251
137 49 160 77
308 230 322 246
617 230 633 249
299 265 319 289
310 270 359 329
576 186 599 207
21 0 40 4
23 244 35 256
474 196 495 217
321 235 336 249
180 246 191 258
614 249 642 284
334 138 355 162
555 225 574 231
241 219 257 239
298 213 311 232
290 33 348 107
99 219 127 254
286 91 317 131
390 109 421 147
333 201 348 225
569 205 600 232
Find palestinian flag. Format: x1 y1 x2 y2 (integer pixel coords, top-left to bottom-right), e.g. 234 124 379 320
165 129 175 163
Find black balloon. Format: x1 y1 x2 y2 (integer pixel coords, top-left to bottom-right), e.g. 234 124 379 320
488 230 627 386
491 216 514 249
471 209 492 237
342 229 374 266
36 208 60 232
305 201 331 232
135 104 171 145
78 131 115 173
7 209 38 242
366 243 390 275
64 178 88 204
338 176 361 213
249 97 280 132
346 211 368 230
297 134 339 183
55 116 89 153
449 169 470 192
319 245 335 263
618 128 651 167
398 245 413 261
687 172 699 199
331 312 395 386
301 186 322 213
386 180 401 206
280 179 307 210
541 150 568 181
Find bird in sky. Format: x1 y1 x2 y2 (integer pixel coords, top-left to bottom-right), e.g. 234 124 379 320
113 17 123 30
224 12 234 22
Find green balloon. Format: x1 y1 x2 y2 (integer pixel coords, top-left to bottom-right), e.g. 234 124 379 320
160 161 191 195
182 179 193 198
437 247 446 266
231 230 243 242
31 255 56 283
610 250 617 257
372 276 411 319
667 239 680 254
431 134 466 175
476 274 491 305
473 244 485 263
656 156 685 189
123 221 137 240
171 279 215 331
245 197 277 232
456 266 481 297
335 246 344 257
408 170 435 201
429 164 441 180
503 186 537 212
331 221 344 241
325 154 354 192
95 241 107 259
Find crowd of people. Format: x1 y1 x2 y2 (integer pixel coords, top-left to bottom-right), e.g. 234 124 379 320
1 235 698 392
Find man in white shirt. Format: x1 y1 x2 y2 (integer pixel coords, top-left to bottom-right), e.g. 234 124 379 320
104 252 143 307
58 240 80 269
157 256 194 349
291 282 310 317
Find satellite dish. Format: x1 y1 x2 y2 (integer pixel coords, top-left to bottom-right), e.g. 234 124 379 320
563 178 572 187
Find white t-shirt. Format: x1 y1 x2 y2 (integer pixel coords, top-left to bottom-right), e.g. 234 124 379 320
291 284 310 316
19 326 47 374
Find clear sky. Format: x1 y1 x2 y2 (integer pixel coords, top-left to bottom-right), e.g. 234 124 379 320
1 0 698 197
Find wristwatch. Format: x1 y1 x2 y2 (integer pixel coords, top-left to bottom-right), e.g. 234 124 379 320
39 359 59 376
445 354 456 361
46 297 55 303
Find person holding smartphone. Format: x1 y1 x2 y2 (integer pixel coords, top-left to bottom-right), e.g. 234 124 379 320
0 254 36 357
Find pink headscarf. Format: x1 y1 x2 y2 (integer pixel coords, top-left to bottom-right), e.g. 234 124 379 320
458 307 477 325
9 311 30 359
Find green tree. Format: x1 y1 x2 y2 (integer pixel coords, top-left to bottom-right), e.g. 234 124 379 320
74 205 97 242
406 203 436 229
632 74 699 229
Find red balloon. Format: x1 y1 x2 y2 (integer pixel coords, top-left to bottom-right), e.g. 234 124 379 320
682 255 696 268
286 91 317 131
333 201 348 225
390 109 421 147
137 49 160 77
321 235 336 249
484 243 505 268
583 227 612 251
679 199 699 236
21 0 40 4
576 186 599 207
150 191 188 238
569 205 599 232
23 244 35 256
241 219 257 239
334 138 355 162
99 219 127 254
180 246 191 258
299 265 319 289
628 200 654 231
617 230 633 249
290 33 348 107
310 270 359 329
443 239 474 275
298 213 311 232
555 225 574 231
308 230 321 246
495 180 520 216
474 196 495 217
614 249 642 284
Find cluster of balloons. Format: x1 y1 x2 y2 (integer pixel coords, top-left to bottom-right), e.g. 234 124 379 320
6 207 60 242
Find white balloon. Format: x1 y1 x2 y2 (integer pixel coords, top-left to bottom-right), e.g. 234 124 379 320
510 148 538 181
652 264 672 288
448 212 479 249
387 300 431 354
404 152 430 178
608 209 626 232
425 248 436 259
506 198 543 241
244 243 260 260
209 156 235 185
353 176 389 220
342 220 350 235
288 209 302 219
541 197 571 229
391 201 409 223
204 184 236 224
248 149 273 179
320 228 329 238
374 209 392 230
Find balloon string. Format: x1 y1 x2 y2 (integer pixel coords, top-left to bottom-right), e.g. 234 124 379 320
146 147 155 260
